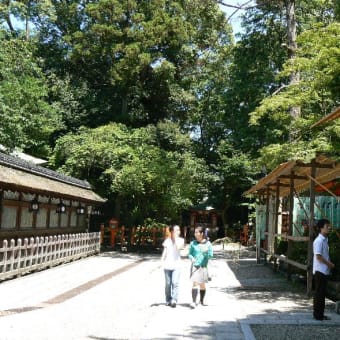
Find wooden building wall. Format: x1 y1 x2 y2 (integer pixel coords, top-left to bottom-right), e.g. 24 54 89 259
0 189 87 242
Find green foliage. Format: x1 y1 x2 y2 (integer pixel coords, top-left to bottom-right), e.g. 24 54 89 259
328 230 340 281
222 2 289 158
34 0 232 128
258 137 336 170
0 38 61 155
0 0 56 37
51 121 214 225
336 0 340 20
0 0 338 229
290 241 308 265
250 21 340 170
294 23 340 104
208 141 258 224
275 238 288 255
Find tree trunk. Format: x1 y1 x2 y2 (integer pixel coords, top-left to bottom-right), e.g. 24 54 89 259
286 0 300 120
25 1 31 41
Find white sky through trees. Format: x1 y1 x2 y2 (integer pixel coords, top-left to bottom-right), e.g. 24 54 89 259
219 0 256 35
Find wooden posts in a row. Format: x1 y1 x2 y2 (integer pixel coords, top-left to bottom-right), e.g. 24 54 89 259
101 225 169 248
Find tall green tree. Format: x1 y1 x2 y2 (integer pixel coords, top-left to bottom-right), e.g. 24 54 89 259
211 141 257 226
250 21 340 168
0 36 61 155
34 0 232 129
222 0 338 169
51 121 215 225
0 0 55 39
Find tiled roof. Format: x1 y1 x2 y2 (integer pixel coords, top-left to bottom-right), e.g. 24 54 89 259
0 152 90 189
0 152 106 203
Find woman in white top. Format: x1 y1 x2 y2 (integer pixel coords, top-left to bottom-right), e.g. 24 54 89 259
161 225 184 307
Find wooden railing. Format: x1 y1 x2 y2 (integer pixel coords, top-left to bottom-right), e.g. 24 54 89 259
0 232 100 281
101 225 168 248
260 231 308 273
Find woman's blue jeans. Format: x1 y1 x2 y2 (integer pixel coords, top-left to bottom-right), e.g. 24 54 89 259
164 268 181 303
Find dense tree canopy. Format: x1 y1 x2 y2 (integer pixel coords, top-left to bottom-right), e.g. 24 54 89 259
0 0 338 226
34 0 232 129
51 121 215 225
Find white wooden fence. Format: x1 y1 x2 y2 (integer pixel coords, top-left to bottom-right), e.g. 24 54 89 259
0 232 101 281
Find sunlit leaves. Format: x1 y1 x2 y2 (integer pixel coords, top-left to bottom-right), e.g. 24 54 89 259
0 38 60 154
51 121 213 223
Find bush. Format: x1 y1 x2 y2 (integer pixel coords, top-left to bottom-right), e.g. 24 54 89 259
275 238 288 255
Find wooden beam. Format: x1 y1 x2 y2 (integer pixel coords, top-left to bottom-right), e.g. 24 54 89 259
279 174 308 180
296 162 334 169
260 248 307 271
272 254 307 271
0 189 2 228
266 232 309 242
275 183 290 187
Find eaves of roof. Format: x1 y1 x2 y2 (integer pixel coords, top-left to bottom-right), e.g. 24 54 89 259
244 154 340 198
311 106 340 128
0 164 106 203
0 152 106 203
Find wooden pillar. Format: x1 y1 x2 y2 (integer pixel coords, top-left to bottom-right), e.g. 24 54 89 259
264 186 270 263
67 207 71 228
287 171 295 280
307 160 316 296
0 189 3 228
16 192 22 230
46 198 51 228
273 181 280 269
32 209 37 228
274 182 280 234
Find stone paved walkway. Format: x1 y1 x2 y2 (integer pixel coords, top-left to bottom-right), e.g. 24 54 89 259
0 244 339 339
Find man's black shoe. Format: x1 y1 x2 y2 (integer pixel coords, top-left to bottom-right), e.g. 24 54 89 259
313 315 331 321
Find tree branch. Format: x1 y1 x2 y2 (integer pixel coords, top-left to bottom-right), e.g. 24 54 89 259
217 1 257 21
217 1 256 11
271 84 287 96
6 15 15 33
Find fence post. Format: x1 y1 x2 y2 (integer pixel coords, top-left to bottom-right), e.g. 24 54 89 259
2 240 8 275
9 239 15 272
23 238 29 270
16 238 22 276
28 237 34 268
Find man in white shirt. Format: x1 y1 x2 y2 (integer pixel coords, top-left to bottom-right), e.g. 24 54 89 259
313 219 335 320
161 225 184 307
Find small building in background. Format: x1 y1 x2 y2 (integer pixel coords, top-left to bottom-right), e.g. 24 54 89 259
186 202 222 241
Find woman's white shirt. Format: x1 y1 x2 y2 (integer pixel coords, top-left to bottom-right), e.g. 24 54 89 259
162 237 184 270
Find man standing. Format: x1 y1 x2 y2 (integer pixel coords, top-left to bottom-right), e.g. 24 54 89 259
313 219 335 320
161 225 184 308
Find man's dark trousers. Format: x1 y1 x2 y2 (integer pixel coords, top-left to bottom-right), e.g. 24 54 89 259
313 271 328 319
